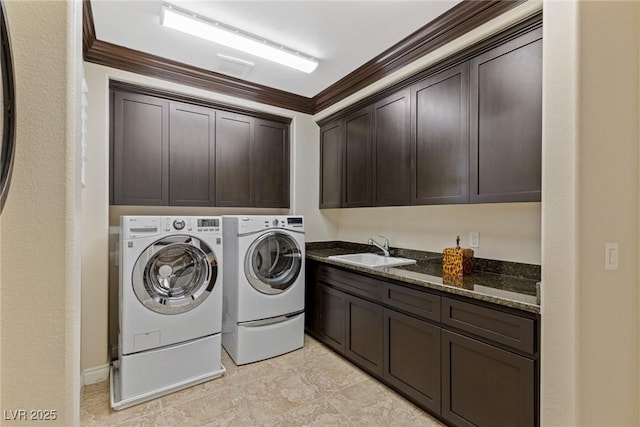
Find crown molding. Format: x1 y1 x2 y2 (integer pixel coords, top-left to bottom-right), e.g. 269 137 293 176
83 0 526 115
312 0 527 112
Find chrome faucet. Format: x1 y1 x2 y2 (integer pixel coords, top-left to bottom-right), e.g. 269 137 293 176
367 235 390 257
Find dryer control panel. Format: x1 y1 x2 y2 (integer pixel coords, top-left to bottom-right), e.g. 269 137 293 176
229 215 304 235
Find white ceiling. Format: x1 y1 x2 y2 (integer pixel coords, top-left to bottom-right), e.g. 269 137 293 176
91 0 461 97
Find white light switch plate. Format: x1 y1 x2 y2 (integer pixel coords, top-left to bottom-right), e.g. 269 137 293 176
605 243 618 270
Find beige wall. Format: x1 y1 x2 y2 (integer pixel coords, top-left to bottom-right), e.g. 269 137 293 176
542 1 640 425
0 1 82 425
334 203 541 263
576 2 638 424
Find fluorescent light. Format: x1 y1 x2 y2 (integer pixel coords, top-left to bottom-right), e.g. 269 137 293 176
161 4 319 73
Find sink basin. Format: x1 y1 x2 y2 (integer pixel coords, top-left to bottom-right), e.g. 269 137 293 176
328 253 417 269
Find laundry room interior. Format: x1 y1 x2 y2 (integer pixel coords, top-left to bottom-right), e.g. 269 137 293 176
0 0 639 426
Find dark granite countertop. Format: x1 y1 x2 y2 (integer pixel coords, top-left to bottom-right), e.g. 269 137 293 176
306 242 541 314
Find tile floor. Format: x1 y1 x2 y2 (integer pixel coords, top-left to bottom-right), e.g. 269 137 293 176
81 334 445 426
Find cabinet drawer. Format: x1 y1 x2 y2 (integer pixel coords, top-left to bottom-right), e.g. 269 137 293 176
442 298 534 354
318 265 383 302
383 283 440 322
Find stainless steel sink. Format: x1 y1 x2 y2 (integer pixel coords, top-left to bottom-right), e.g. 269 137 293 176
328 253 417 269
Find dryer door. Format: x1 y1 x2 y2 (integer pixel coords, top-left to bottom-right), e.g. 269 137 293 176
244 231 302 295
132 235 218 314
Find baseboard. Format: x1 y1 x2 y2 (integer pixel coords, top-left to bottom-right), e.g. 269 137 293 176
83 364 110 385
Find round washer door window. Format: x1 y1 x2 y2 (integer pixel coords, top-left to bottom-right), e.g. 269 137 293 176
132 235 218 314
244 231 302 295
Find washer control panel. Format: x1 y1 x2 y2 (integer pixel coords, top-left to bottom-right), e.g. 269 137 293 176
160 217 221 233
122 216 223 239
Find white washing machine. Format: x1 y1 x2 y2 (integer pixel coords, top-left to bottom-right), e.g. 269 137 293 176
222 215 305 365
111 216 225 410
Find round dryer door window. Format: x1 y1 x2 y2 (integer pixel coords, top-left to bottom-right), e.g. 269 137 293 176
244 231 302 295
132 235 218 314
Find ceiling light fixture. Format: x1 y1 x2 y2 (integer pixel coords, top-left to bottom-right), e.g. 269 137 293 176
161 4 319 73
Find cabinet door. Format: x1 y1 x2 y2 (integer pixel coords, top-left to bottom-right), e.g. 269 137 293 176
345 295 383 376
215 111 253 207
169 102 215 206
254 119 289 208
112 91 169 205
319 121 343 208
469 28 542 203
343 107 372 207
442 330 535 427
384 309 440 414
372 88 411 206
412 63 469 205
317 283 347 353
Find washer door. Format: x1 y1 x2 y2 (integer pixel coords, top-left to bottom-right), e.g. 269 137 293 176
244 231 302 295
132 235 217 314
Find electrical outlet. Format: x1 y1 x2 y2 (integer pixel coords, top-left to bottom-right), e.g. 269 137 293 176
469 232 479 248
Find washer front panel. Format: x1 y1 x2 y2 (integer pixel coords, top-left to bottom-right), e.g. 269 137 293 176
133 235 217 314
243 231 302 295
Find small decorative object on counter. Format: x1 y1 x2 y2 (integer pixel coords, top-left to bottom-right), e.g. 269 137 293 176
442 235 474 276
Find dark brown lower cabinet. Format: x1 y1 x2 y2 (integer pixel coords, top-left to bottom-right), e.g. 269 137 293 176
316 283 347 353
442 330 535 427
383 309 441 414
305 261 539 427
345 296 383 376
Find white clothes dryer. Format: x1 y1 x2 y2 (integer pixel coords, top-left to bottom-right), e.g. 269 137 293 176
222 215 305 365
111 216 225 410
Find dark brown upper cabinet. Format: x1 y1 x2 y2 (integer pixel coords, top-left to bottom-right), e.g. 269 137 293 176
215 113 290 208
319 120 343 208
469 27 542 203
254 119 289 208
215 111 254 207
317 16 542 209
372 89 411 206
111 83 290 208
169 102 216 206
411 63 469 205
111 91 169 205
318 106 372 209
343 107 372 207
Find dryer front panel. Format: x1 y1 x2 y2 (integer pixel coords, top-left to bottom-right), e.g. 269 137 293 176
244 231 302 295
133 235 217 315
